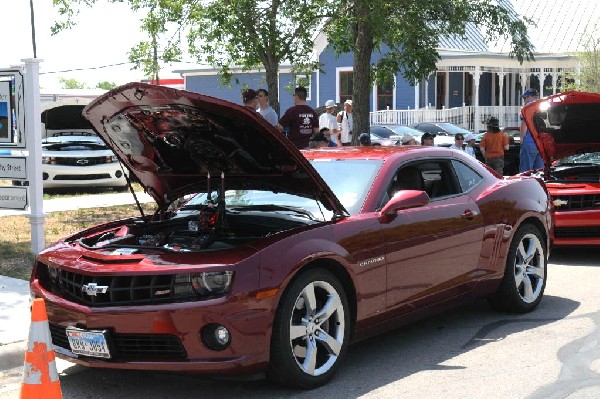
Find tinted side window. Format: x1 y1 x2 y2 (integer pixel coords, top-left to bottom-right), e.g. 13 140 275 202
452 160 483 193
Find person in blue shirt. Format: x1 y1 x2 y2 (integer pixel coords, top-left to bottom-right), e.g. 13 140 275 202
519 88 544 172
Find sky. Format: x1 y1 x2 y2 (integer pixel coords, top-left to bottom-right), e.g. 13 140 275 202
2 0 189 91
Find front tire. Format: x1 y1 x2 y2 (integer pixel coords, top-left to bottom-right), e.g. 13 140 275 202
489 224 547 313
267 269 350 389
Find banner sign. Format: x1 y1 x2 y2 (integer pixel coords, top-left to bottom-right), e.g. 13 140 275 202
0 81 11 143
0 186 27 210
0 156 26 179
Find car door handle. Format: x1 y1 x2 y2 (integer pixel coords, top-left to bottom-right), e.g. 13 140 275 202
461 209 478 220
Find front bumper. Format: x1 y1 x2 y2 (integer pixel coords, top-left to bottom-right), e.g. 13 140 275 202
42 163 127 188
30 280 274 375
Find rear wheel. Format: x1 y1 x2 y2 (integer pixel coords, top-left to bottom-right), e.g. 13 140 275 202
267 269 350 389
489 224 547 313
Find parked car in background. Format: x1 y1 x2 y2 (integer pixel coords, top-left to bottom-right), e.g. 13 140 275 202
31 83 552 389
34 98 127 189
410 121 472 137
369 125 401 145
519 91 600 246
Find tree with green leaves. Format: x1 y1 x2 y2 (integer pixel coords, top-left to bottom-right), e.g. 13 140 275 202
96 81 117 90
59 77 87 89
52 0 334 115
564 26 600 93
325 0 535 143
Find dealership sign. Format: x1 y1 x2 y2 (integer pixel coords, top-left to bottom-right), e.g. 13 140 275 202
0 186 27 210
0 156 26 179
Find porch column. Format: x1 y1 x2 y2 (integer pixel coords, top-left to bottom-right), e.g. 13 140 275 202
425 76 429 108
538 68 544 96
498 72 505 126
519 72 529 98
414 81 419 109
552 70 558 95
473 67 481 131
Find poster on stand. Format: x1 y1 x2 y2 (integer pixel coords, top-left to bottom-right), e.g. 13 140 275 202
0 81 12 143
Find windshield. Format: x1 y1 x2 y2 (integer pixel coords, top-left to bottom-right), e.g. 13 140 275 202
438 123 471 134
174 158 383 219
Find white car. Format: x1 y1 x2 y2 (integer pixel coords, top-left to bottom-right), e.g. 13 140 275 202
18 97 127 189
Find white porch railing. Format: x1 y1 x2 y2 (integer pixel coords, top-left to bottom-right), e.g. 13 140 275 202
370 105 521 132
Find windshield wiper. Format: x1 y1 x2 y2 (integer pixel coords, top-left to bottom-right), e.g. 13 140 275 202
229 205 315 220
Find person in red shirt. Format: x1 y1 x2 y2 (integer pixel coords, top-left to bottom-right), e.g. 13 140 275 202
480 117 509 175
277 87 319 149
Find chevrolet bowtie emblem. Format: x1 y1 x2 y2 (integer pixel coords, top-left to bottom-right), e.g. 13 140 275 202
82 283 109 296
553 199 568 207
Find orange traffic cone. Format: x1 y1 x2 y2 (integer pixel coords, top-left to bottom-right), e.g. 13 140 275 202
20 298 62 399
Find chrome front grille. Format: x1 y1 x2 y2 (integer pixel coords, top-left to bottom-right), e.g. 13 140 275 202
553 194 600 211
36 263 197 307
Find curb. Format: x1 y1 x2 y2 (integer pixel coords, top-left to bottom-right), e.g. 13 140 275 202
0 341 26 371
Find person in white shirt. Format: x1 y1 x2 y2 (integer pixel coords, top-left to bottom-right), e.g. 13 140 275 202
337 99 353 146
464 133 477 157
319 100 341 145
257 89 278 126
449 133 466 151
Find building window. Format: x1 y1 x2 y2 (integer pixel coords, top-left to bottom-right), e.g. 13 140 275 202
377 81 394 110
296 75 312 100
339 71 353 104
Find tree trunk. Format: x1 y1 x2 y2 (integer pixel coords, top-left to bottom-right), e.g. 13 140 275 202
352 5 373 145
264 65 280 117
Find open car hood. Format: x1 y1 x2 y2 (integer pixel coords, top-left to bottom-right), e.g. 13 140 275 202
41 97 94 135
82 82 346 214
522 91 600 165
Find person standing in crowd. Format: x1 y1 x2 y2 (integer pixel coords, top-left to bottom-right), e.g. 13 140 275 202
464 133 477 157
278 86 319 149
449 133 466 151
358 132 371 146
242 89 259 110
421 132 435 146
319 100 341 145
480 117 509 175
519 88 543 172
256 89 278 126
320 127 338 147
401 133 418 145
308 130 330 149
337 99 354 146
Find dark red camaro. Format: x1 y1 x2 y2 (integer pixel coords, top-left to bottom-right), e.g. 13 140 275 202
30 83 553 389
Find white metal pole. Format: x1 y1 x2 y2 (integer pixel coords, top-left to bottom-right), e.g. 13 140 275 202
22 58 45 255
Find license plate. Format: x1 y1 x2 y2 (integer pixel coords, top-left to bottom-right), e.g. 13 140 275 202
66 327 112 359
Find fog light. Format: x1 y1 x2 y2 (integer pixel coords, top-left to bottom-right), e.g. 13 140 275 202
115 170 123 178
201 324 231 351
42 173 49 180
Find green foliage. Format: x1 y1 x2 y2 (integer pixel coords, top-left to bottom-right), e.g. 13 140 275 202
51 0 335 114
324 0 536 142
96 81 117 90
564 26 600 93
59 77 88 89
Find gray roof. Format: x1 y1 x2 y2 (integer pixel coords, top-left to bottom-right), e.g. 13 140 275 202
438 0 600 54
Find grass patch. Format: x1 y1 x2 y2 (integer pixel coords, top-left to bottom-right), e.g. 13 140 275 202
0 201 157 281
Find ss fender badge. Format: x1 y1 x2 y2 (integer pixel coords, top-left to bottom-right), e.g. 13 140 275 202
359 256 385 267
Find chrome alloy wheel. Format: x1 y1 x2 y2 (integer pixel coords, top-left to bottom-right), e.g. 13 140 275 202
513 232 545 303
288 280 346 376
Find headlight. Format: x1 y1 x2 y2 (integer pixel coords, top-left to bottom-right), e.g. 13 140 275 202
191 271 233 296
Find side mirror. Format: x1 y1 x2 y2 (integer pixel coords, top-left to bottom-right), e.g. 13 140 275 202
379 190 429 223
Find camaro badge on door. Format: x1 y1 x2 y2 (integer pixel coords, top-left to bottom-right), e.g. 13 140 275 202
553 199 568 207
82 283 109 296
358 256 385 267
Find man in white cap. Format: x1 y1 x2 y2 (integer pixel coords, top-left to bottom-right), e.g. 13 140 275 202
464 133 477 157
337 99 354 146
319 100 340 146
401 133 418 145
